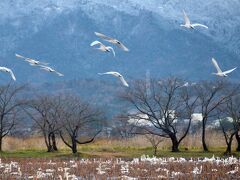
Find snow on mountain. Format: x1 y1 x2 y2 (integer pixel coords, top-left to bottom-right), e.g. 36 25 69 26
0 0 239 83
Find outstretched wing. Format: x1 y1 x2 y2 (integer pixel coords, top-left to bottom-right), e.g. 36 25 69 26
119 76 129 87
90 40 103 47
94 32 113 41
0 67 6 71
9 69 16 81
55 71 64 76
212 58 222 73
183 10 190 25
116 42 129 52
108 47 116 57
15 53 26 59
98 72 114 75
223 67 237 75
192 23 208 29
39 65 51 72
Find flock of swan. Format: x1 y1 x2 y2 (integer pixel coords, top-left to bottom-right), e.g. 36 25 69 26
0 10 237 85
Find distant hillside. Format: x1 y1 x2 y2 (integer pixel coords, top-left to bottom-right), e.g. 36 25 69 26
0 0 239 84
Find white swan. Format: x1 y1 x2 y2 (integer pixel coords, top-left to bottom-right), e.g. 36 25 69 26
90 41 115 57
212 58 237 77
94 32 129 51
39 65 64 76
98 71 129 87
15 53 48 66
180 10 208 29
0 67 16 81
181 82 197 87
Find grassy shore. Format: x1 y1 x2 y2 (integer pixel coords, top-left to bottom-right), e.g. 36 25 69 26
1 146 240 159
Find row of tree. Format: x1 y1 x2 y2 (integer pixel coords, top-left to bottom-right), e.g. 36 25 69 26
0 84 104 153
119 78 240 154
0 78 240 154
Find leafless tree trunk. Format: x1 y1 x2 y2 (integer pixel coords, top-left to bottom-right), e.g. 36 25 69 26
121 78 198 152
0 83 26 151
51 132 58 151
236 132 240 151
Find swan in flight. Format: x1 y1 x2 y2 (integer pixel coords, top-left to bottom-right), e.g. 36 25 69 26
15 53 48 66
0 67 16 81
90 41 115 57
181 82 189 87
180 10 208 29
94 32 129 51
39 65 64 76
180 82 197 87
212 58 237 77
98 71 129 87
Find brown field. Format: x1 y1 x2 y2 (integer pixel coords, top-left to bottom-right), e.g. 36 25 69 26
0 156 239 179
1 131 240 179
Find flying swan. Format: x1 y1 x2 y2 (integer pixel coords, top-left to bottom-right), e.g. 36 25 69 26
90 41 115 57
180 10 208 29
0 67 16 81
212 58 237 77
39 65 64 76
15 53 48 66
94 32 129 51
98 71 129 87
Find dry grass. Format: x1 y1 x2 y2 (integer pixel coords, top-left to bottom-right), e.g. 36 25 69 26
3 136 66 151
1 130 238 155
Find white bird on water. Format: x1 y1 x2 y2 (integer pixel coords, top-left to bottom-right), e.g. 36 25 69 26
0 67 16 81
94 32 129 51
90 41 115 57
98 71 129 87
180 10 208 29
39 65 64 76
212 58 237 77
15 53 48 66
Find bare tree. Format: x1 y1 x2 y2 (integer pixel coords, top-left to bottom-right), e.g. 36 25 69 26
195 80 236 152
114 113 135 139
236 131 240 152
0 83 26 151
59 95 102 154
121 78 198 152
229 96 240 152
219 117 237 155
25 95 63 152
144 133 163 156
219 93 240 153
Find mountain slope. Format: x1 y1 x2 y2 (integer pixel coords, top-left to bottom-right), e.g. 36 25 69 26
0 0 239 83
